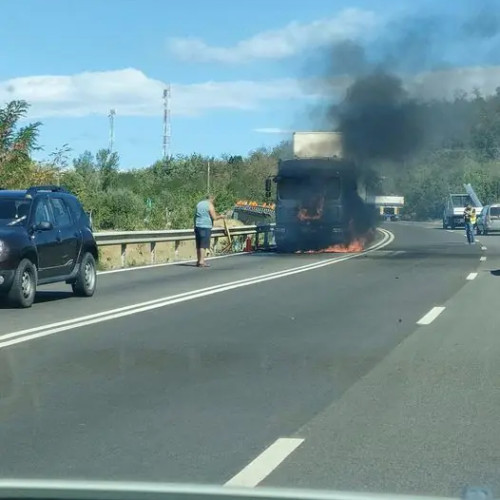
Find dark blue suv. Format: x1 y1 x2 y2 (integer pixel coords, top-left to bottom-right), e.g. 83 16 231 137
0 185 98 308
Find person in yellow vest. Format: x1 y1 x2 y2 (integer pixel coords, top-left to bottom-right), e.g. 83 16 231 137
464 204 476 244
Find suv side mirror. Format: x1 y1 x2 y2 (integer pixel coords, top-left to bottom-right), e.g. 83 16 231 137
35 221 53 231
85 211 93 230
265 178 272 199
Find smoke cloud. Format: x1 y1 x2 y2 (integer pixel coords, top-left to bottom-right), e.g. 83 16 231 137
334 72 421 163
324 4 500 165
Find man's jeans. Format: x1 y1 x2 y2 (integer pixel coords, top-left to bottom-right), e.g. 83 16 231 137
465 222 475 244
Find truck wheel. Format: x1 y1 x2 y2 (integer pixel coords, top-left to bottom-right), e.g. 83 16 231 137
72 252 97 297
450 219 456 229
8 259 37 308
443 219 448 229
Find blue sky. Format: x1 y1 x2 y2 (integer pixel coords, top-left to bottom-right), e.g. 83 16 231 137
1 0 499 169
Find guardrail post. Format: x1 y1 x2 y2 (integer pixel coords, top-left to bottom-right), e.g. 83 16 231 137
263 230 269 248
150 241 156 264
269 227 275 248
121 243 126 268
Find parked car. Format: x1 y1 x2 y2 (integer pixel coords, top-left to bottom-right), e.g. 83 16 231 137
0 185 98 308
476 204 500 235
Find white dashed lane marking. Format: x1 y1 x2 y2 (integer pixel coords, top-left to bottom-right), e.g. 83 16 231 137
224 438 304 487
417 306 446 326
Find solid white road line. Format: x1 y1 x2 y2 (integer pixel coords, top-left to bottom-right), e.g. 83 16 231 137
417 306 446 325
0 229 394 350
98 252 247 275
480 256 487 262
224 438 304 488
466 272 478 280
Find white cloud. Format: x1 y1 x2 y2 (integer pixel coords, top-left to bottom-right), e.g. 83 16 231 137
2 65 500 121
0 68 314 118
167 8 379 64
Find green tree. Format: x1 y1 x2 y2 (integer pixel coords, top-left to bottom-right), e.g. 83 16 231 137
0 100 42 187
96 148 119 191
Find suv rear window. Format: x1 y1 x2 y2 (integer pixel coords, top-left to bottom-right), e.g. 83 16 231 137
65 196 85 221
490 207 500 217
51 198 73 227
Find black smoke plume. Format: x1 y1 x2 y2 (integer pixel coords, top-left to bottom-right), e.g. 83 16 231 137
327 4 500 165
334 72 422 164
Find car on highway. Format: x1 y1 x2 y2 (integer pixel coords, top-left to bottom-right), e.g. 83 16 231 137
476 203 500 235
0 185 98 308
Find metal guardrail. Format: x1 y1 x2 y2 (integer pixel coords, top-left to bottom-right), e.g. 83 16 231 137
94 225 271 246
94 224 276 267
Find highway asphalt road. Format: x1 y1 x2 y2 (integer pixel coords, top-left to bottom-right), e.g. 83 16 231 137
0 223 496 497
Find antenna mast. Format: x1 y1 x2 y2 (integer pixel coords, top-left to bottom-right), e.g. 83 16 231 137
108 109 116 152
163 85 171 160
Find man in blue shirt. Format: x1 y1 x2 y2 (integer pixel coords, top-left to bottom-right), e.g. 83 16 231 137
194 194 221 267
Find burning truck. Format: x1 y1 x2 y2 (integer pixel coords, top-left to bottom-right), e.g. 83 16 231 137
265 132 376 253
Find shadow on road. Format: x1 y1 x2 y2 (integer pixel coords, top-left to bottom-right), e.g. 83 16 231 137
34 290 74 304
0 290 82 309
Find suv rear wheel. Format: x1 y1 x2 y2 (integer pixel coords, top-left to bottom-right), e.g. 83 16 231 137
8 259 37 308
72 252 97 297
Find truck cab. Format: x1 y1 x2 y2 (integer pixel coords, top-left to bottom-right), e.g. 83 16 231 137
265 132 372 252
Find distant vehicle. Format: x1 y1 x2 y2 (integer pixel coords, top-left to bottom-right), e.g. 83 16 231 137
443 194 480 229
443 184 483 229
0 185 98 308
366 195 404 221
476 204 500 235
265 131 371 252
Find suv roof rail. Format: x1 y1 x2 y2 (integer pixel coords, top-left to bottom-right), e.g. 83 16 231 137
27 185 69 194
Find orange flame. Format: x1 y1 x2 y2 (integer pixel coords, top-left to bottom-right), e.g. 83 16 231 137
295 228 375 254
321 238 365 253
297 238 365 254
297 196 324 221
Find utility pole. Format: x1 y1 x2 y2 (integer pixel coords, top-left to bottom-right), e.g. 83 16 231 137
108 109 116 152
163 85 171 160
207 160 211 194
